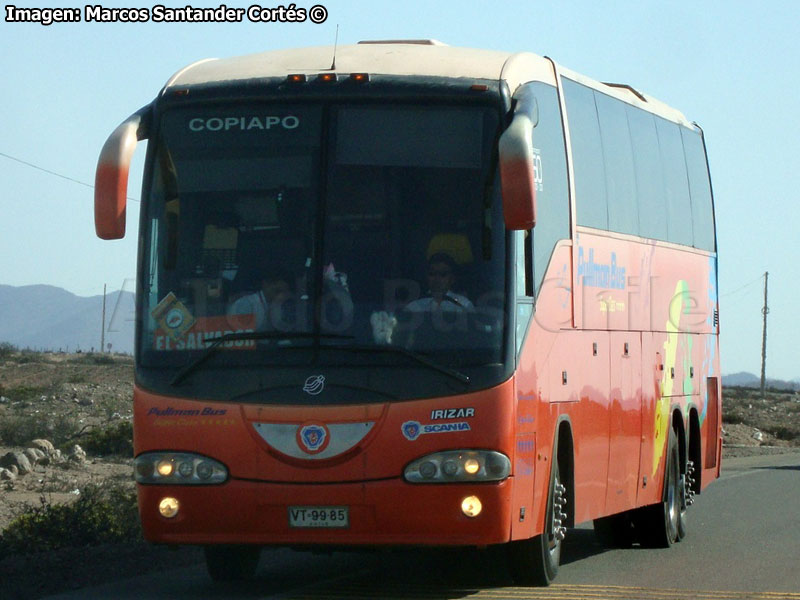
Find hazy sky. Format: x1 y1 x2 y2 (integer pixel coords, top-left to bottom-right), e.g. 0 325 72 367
1 0 798 379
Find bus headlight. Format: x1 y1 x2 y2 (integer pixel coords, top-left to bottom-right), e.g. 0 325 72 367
404 450 511 483
134 452 228 485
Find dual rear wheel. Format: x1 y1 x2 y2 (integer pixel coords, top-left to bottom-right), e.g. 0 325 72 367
594 428 687 549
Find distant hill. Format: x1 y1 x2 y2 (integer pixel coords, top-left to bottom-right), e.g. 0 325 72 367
0 284 134 354
722 371 799 391
723 372 761 387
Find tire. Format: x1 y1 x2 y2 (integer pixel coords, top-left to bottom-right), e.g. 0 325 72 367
508 459 566 586
637 429 681 548
204 545 261 582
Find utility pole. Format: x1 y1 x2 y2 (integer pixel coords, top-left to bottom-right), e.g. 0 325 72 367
760 271 769 399
101 284 107 353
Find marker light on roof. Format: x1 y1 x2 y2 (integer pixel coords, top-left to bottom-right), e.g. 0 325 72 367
287 74 307 83
317 73 338 83
350 73 370 83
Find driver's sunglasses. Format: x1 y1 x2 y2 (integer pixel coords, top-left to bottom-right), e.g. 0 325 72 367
428 268 452 277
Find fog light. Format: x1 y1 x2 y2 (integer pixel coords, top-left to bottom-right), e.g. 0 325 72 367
159 497 180 518
156 460 174 477
461 495 482 518
464 458 480 475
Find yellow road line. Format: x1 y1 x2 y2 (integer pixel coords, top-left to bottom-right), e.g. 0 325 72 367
285 583 800 600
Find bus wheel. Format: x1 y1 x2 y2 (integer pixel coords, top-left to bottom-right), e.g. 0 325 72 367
509 459 566 586
204 545 261 581
638 430 681 547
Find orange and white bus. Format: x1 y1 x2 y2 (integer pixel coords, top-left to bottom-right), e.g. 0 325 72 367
95 40 721 585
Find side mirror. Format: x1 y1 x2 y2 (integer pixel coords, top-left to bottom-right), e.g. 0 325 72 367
498 89 539 230
94 106 149 240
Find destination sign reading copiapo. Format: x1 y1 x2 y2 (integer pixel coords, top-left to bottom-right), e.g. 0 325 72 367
188 116 301 132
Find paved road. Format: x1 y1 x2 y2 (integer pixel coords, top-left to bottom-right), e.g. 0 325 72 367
45 451 800 600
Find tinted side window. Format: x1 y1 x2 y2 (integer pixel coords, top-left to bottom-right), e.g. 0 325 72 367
526 82 569 291
595 91 638 235
682 128 716 251
627 106 668 240
656 118 693 246
563 78 607 230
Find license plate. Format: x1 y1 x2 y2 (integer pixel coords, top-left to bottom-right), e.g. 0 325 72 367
288 506 349 528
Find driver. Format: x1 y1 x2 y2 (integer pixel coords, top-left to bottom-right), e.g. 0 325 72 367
405 252 473 312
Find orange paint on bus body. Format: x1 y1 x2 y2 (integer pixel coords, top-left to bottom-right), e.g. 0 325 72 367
95 44 721 582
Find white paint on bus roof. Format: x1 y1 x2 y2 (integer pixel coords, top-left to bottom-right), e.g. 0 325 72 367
164 41 692 126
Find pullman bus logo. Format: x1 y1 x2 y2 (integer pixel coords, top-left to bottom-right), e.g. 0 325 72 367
297 423 330 454
303 375 325 395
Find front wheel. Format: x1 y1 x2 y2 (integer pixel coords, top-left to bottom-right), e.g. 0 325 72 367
204 545 261 582
508 459 567 586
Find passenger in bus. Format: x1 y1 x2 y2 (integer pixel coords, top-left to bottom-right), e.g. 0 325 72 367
227 268 294 331
405 252 473 312
227 264 353 333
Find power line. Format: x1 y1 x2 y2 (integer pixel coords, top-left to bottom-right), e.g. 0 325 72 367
0 150 140 202
720 274 763 298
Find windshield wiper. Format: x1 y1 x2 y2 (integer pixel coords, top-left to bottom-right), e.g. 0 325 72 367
170 331 353 386
322 343 470 385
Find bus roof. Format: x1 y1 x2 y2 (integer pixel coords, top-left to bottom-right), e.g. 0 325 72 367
164 41 692 126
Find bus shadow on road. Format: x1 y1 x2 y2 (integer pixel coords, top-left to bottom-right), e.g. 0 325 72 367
755 463 800 471
188 531 613 599
560 527 608 566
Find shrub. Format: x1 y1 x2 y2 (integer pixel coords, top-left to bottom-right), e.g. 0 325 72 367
82 421 134 457
3 384 51 403
0 481 141 559
722 407 747 425
766 426 800 442
16 349 47 364
0 413 81 448
66 373 88 384
68 353 116 366
0 341 16 359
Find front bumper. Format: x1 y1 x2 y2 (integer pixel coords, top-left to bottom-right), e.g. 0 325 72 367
138 477 513 547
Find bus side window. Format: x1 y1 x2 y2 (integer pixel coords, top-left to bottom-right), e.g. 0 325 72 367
656 118 693 247
595 91 638 236
628 106 668 241
563 78 608 231
524 82 569 296
681 128 716 251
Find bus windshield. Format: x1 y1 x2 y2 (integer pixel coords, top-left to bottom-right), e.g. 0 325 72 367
139 102 506 401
